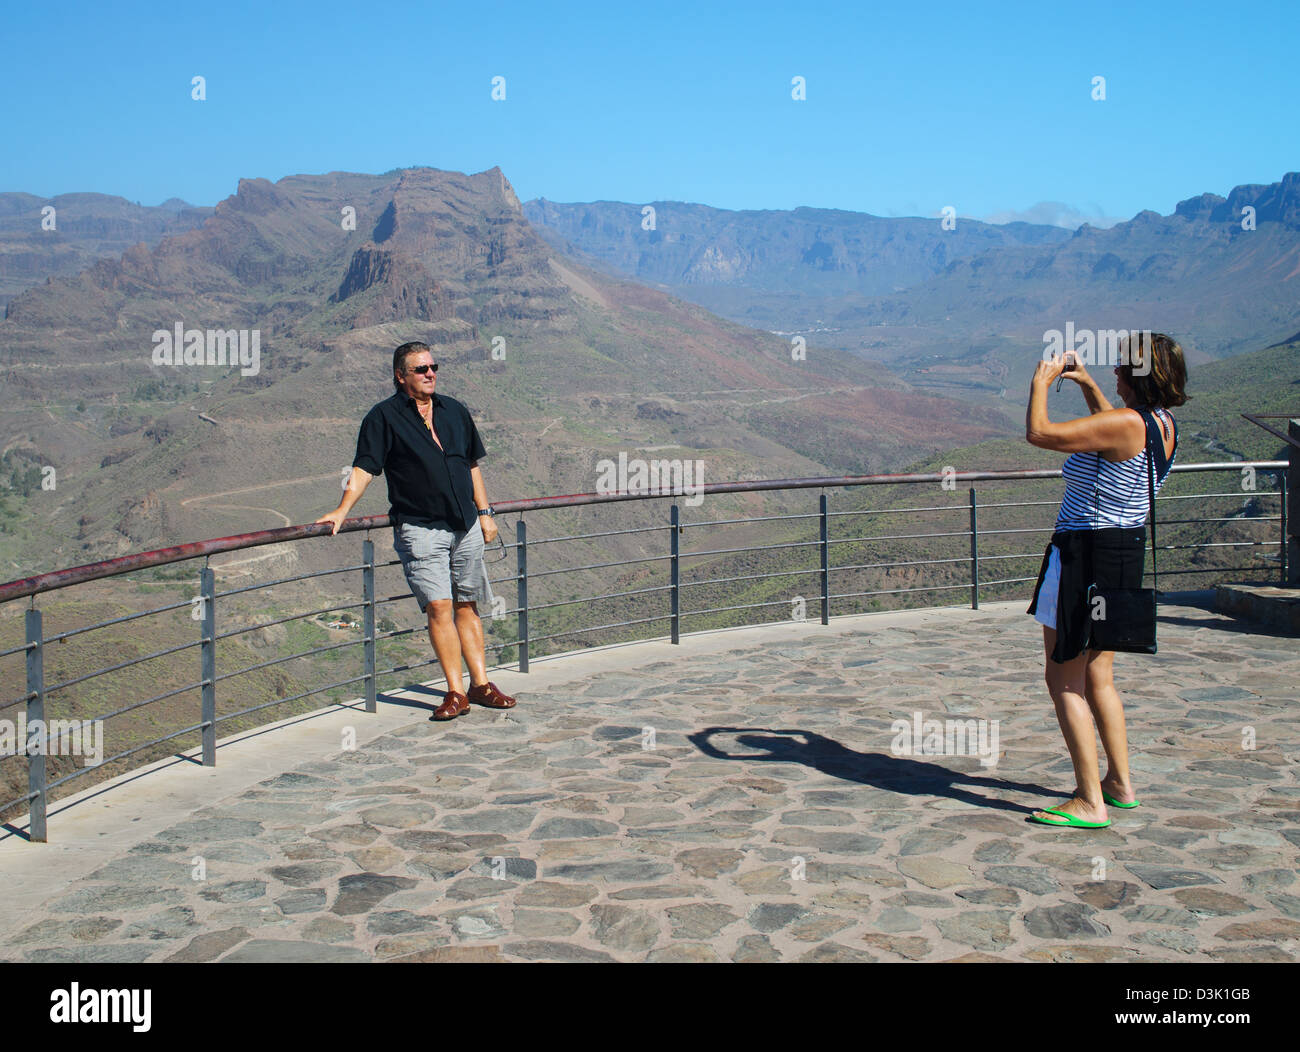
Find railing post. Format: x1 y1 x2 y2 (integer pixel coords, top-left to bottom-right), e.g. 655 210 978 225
819 493 829 624
670 504 680 644
200 566 216 766
25 608 46 843
516 518 529 673
969 486 980 610
362 538 376 713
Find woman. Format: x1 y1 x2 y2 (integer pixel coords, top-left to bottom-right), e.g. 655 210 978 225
1024 332 1187 828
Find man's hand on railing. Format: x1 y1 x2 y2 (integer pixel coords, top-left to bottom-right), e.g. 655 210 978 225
314 509 349 536
316 467 374 535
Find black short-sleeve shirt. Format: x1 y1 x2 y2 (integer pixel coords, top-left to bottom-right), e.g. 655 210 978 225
352 391 486 531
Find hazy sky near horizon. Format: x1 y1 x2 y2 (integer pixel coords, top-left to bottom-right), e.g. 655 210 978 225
5 0 1298 228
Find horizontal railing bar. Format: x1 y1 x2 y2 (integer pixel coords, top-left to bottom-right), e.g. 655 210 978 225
979 576 1040 587
215 601 367 641
45 722 208 787
968 500 1062 510
1157 516 1280 526
1152 565 1274 575
0 517 390 604
0 696 27 713
685 599 794 616
829 530 971 544
527 554 670 578
1158 491 1282 501
0 641 32 659
378 593 419 606
374 657 440 679
3 461 1285 603
375 626 421 641
525 525 666 545
528 585 671 612
526 615 669 645
214 562 367 598
44 638 204 696
830 504 968 517
833 556 972 573
93 680 205 724
976 527 1060 537
213 674 371 725
1156 541 1276 551
683 512 820 527
215 638 363 682
831 583 970 599
681 540 818 558
0 790 38 814
41 597 196 644
682 567 819 588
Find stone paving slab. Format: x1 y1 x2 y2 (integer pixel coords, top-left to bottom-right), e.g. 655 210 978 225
2 597 1297 962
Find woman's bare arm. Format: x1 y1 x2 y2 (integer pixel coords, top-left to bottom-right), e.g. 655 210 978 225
1027 358 1141 455
1065 359 1115 415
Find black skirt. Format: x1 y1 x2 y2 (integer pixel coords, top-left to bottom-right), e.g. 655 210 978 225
1027 526 1146 663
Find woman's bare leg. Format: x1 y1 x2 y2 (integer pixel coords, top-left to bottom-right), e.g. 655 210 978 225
1083 649 1137 804
1034 626 1108 824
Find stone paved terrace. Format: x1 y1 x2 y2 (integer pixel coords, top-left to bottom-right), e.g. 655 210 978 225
2 596 1297 963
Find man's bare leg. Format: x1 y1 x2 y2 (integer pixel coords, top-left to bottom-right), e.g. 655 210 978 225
454 600 488 689
426 598 465 695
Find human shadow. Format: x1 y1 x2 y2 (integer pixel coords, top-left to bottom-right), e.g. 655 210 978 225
377 682 451 716
691 727 1057 815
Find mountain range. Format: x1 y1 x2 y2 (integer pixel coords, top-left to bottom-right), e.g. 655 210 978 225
0 167 1011 576
526 174 1300 399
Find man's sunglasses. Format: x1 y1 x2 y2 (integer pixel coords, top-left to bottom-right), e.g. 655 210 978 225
410 363 438 375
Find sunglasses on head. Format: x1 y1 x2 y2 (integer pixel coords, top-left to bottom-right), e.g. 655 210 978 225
410 363 438 374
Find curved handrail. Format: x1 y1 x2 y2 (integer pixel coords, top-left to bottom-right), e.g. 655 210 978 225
0 461 1285 605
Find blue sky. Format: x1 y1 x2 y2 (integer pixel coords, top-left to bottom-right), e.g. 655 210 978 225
5 0 1297 226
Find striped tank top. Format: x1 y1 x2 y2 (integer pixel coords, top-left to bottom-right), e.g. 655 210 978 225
1056 407 1177 530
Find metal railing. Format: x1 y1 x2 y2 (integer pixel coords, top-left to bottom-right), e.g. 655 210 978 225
0 459 1288 841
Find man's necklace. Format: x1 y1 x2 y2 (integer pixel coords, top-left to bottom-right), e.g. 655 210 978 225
418 401 442 448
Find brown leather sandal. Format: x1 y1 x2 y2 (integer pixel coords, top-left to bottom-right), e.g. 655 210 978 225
466 682 517 709
431 691 469 721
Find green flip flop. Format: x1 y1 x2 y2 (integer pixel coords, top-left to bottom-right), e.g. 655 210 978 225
1103 792 1140 809
1029 808 1111 828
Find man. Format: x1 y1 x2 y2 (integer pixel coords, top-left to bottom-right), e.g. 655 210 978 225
317 342 517 721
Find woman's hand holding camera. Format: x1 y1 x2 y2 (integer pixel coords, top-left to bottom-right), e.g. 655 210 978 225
1034 352 1089 391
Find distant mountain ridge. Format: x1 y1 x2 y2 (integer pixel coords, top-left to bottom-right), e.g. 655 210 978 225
524 198 1071 300
0 192 212 309
524 173 1300 402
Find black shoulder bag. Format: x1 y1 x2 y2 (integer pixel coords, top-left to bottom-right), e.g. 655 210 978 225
1086 411 1162 654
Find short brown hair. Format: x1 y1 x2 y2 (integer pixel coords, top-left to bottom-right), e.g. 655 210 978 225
1124 332 1188 408
393 342 432 390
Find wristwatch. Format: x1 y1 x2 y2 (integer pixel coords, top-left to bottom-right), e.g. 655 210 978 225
477 506 495 517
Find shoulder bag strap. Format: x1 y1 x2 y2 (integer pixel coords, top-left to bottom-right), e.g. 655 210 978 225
1143 410 1158 592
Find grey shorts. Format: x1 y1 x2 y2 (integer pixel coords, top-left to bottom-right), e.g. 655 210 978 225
393 520 495 614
